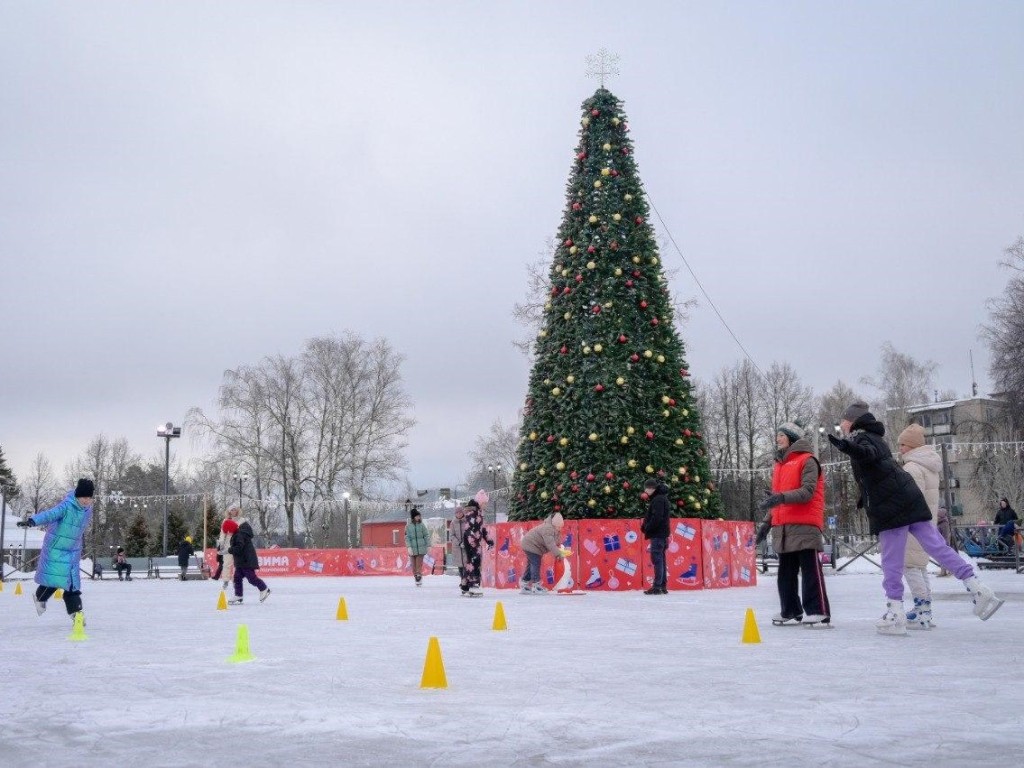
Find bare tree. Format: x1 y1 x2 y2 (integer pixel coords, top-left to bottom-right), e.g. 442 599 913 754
983 234 1024 424
861 342 938 437
760 361 815 433
20 452 60 516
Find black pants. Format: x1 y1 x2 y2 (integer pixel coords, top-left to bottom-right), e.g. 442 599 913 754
776 549 830 619
115 563 132 580
36 586 83 614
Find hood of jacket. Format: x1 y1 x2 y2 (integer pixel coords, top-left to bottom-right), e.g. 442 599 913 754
900 445 942 474
779 437 815 461
651 482 669 497
851 413 885 436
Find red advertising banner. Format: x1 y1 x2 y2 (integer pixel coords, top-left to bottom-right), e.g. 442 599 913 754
575 518 645 591
701 519 733 588
206 546 446 577
663 518 704 591
490 521 578 590
731 521 757 588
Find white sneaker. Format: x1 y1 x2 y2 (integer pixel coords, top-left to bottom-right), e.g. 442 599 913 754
964 576 1004 621
33 595 46 616
259 589 271 603
877 599 908 636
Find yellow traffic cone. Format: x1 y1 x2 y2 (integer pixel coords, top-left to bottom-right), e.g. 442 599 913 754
741 607 761 644
54 588 64 600
228 624 255 663
217 590 228 611
14 582 23 596
492 600 508 631
420 636 448 689
336 597 349 621
69 612 88 642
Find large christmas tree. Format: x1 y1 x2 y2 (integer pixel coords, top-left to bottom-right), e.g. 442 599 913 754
508 88 721 521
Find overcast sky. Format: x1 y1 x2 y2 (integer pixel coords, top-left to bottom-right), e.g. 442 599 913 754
2 2 1022 491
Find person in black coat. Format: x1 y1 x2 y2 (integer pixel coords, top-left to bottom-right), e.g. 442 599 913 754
993 498 1018 527
829 402 1002 633
223 518 270 605
176 536 194 581
641 480 671 595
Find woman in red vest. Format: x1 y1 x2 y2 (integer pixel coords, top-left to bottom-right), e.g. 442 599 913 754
757 422 831 626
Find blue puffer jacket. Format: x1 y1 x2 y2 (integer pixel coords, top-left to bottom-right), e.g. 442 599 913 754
31 491 93 590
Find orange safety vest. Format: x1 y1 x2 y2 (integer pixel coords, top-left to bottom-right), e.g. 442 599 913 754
771 451 825 529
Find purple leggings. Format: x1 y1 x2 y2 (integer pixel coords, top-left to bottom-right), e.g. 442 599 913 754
879 522 974 600
233 567 268 597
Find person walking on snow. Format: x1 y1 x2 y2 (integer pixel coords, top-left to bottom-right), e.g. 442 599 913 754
461 499 493 596
176 535 194 580
829 402 1003 635
17 478 94 622
756 422 831 625
641 480 671 595
405 506 430 586
519 512 567 593
895 424 942 629
223 517 270 604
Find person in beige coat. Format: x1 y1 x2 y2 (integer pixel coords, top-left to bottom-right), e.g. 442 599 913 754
214 506 241 590
897 424 942 629
519 513 566 594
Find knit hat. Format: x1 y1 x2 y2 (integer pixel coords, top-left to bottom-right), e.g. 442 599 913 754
74 478 95 498
777 422 804 444
842 402 871 423
222 519 239 534
897 424 926 449
465 499 480 509
185 536 193 543
410 507 421 520
550 512 564 528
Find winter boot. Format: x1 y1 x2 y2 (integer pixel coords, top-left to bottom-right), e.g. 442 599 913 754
906 598 934 630
964 576 1004 620
876 599 908 636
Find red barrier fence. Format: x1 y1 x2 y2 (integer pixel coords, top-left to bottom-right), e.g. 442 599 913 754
208 518 756 591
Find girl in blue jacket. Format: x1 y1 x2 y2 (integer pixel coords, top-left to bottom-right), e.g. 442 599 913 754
17 478 95 620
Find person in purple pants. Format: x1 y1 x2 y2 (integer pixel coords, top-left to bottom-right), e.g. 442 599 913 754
222 518 270 605
829 402 1002 635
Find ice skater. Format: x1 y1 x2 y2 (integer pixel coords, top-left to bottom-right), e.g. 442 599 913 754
829 402 1002 634
757 422 831 625
222 517 270 604
405 506 429 586
448 506 470 595
519 512 566 593
176 535 194 580
461 499 493 596
17 478 95 623
641 479 671 595
213 506 240 588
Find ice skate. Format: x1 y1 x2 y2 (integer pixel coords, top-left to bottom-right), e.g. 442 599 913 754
802 614 831 627
877 599 908 636
906 598 934 630
964 576 1003 620
222 580 229 589
228 596 243 605
259 588 271 602
643 587 666 595
519 580 534 594
531 584 549 594
771 614 802 626
467 586 484 597
33 595 47 616
415 575 422 587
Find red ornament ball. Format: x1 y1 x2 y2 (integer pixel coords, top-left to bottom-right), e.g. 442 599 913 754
639 300 648 309
586 473 596 482
587 245 596 253
591 108 600 116
625 279 634 288
622 481 631 490
572 202 582 211
594 384 604 392
618 334 628 343
564 238 573 247
635 216 644 225
592 305 601 314
646 431 655 440
605 471 614 480
630 353 640 363
650 318 659 326
559 345 568 355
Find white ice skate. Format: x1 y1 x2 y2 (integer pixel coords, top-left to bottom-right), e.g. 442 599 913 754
964 576 1004 621
906 598 933 630
802 614 832 628
227 596 243 605
771 614 802 626
259 588 271 603
33 595 46 616
467 586 484 597
877 599 908 636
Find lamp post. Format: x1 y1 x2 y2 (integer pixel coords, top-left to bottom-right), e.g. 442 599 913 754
487 464 503 522
232 471 249 508
156 422 182 556
342 491 351 549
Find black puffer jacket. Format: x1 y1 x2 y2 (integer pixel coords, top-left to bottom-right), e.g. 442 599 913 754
228 520 260 570
641 483 671 539
831 415 931 535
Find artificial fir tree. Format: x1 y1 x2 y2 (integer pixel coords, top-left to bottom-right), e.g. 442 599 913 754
509 88 721 521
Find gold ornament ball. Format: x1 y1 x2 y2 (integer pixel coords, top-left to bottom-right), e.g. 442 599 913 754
602 142 612 151
645 465 655 474
632 255 641 264
582 117 590 126
564 311 572 320
661 396 670 404
551 387 561 396
594 180 602 188
688 495 696 502
541 490 549 499
556 461 566 470
614 267 622 276
566 375 575 384
613 213 622 221
568 246 577 255
678 467 686 475
587 498 597 508
627 426 635 435
612 117 621 125
583 346 591 355
693 502 702 510
538 467 546 476
601 168 611 176
559 437 569 446
644 350 653 358
587 261 596 270
543 378 551 386
650 257 659 265
594 343 603 353
588 215 598 224
694 475 701 483
520 462 528 471
620 436 629 444
657 355 665 363
616 376 625 386
628 459 637 468
681 409 689 416
588 432 599 441
662 410 670 417
544 301 552 310
603 301 612 308
603 485 612 494
529 432 538 440
675 438 683 446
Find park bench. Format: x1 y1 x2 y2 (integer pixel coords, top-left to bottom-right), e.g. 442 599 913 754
97 556 150 580
149 556 209 580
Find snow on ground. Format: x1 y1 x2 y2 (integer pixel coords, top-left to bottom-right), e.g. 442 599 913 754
1 562 1022 768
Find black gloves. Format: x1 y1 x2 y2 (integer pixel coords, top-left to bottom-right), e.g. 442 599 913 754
757 493 784 513
16 518 34 528
827 433 849 452
755 520 772 545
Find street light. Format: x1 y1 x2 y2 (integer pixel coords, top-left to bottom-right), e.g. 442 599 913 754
232 471 249 508
488 464 503 521
156 422 182 556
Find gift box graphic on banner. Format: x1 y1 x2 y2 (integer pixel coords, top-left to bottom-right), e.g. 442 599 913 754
490 521 579 589
702 520 733 588
658 519 704 591
577 518 644 591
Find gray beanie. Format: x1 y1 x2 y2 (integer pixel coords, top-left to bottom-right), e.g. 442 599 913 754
777 422 804 444
842 402 871 423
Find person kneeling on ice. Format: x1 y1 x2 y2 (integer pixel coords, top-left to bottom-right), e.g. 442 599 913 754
17 478 95 624
829 402 1003 634
405 506 429 586
223 518 270 605
756 422 831 626
519 512 567 594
